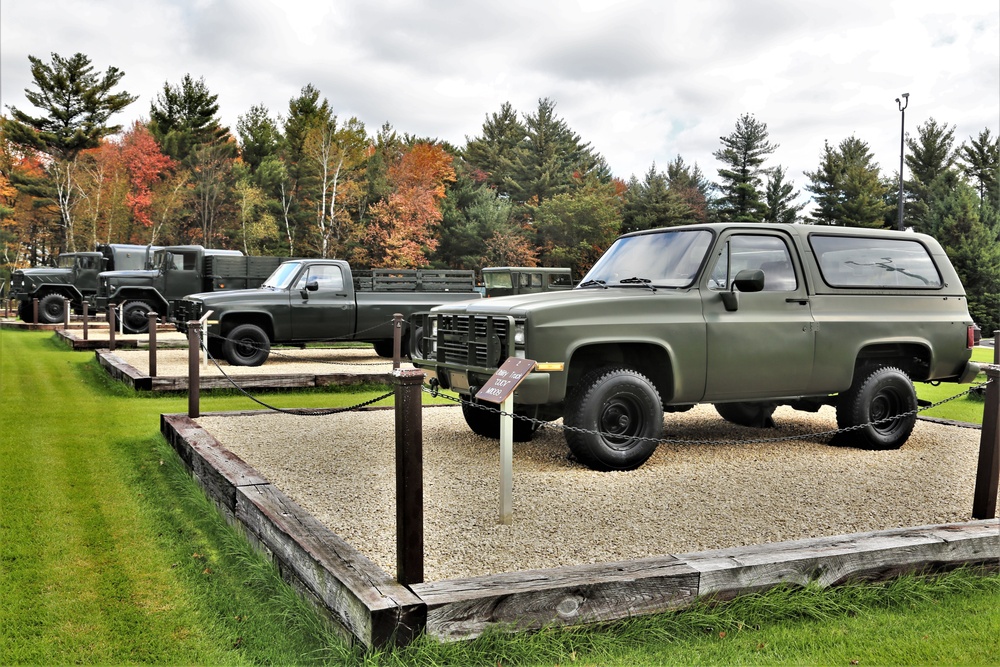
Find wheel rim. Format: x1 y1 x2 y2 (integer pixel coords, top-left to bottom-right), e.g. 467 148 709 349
599 395 645 449
43 301 62 319
870 387 905 434
124 307 147 330
235 337 258 359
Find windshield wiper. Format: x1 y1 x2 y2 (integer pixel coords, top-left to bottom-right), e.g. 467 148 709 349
617 276 657 291
577 279 608 289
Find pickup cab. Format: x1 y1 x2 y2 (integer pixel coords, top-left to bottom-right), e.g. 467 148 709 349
174 259 481 366
412 223 981 471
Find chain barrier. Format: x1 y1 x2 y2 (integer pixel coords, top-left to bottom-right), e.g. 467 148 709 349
201 318 407 367
197 330 393 416
422 378 992 446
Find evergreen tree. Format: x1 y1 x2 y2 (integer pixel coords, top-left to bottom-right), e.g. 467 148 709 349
237 104 282 174
712 113 776 221
5 52 137 161
904 118 957 230
763 166 804 224
509 98 602 205
930 178 1000 333
665 156 714 222
4 52 137 251
959 128 1000 219
805 136 890 227
621 164 693 233
462 102 527 198
148 74 229 162
533 179 621 275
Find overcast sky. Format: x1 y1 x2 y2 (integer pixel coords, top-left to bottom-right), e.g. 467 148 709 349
2 0 998 204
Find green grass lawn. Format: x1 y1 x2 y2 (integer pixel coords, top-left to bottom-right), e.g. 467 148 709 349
1 329 998 665
916 346 994 424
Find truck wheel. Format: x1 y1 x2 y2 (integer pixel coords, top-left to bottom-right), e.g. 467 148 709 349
564 366 663 471
372 340 394 358
223 323 271 366
38 293 66 323
461 400 536 441
714 401 777 428
121 301 154 334
17 300 32 322
835 366 917 450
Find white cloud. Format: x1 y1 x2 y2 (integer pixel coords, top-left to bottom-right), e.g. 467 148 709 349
1 0 997 200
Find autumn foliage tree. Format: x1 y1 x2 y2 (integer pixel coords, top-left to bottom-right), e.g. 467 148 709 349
362 142 456 267
121 122 175 233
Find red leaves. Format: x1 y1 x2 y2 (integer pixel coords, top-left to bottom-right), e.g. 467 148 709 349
120 122 175 228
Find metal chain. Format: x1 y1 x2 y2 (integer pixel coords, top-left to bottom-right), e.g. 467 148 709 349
198 331 394 416
422 379 991 445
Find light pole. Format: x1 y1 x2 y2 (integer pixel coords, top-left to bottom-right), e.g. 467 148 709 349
895 92 909 231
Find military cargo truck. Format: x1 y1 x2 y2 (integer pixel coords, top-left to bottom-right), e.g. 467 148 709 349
95 245 295 334
174 259 480 366
10 244 156 323
412 223 981 471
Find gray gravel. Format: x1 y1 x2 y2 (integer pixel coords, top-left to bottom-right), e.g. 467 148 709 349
195 403 985 582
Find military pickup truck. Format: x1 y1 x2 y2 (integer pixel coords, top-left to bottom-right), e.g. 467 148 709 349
95 245 294 334
411 222 981 471
10 243 156 323
173 259 480 366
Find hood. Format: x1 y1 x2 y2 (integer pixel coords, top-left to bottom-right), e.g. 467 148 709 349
183 287 279 305
101 269 156 282
432 286 685 317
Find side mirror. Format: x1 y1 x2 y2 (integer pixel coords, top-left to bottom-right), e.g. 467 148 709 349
721 269 765 312
306 279 319 292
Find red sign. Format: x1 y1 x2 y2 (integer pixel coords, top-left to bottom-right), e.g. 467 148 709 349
475 358 536 404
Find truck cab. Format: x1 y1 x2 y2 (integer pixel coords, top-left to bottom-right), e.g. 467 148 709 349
481 267 574 298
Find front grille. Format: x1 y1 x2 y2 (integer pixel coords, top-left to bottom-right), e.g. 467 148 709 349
434 314 512 369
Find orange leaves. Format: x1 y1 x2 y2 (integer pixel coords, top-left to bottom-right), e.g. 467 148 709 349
365 142 456 268
121 122 176 228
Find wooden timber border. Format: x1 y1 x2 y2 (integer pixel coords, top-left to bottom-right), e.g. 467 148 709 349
98 349 395 392
161 412 1000 649
56 327 186 351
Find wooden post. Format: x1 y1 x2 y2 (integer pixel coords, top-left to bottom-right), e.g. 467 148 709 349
188 321 201 418
82 301 89 340
107 304 116 352
392 312 403 370
63 297 71 329
973 364 1000 519
148 312 158 378
394 368 424 585
32 298 38 325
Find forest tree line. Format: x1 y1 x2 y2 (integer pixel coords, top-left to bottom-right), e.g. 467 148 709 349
1 52 998 329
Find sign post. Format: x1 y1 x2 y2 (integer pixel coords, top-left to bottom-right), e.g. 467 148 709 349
475 358 536 525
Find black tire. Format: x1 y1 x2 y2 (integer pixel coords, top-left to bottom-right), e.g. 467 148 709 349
372 339 395 358
564 366 663 471
461 400 536 442
38 293 66 324
17 300 32 322
835 366 917 450
714 401 777 428
120 300 155 334
223 323 271 366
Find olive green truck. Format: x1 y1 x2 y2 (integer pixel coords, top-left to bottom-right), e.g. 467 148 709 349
174 259 480 366
411 223 981 471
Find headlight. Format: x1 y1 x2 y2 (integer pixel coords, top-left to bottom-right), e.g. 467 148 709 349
513 321 526 346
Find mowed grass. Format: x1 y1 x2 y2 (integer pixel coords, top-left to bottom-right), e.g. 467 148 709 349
916 346 995 424
1 328 998 665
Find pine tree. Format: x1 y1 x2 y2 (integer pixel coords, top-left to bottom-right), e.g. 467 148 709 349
462 102 527 198
510 98 601 205
904 118 958 231
148 74 229 162
4 52 137 251
237 104 282 174
959 128 1000 220
805 136 890 227
713 113 776 222
763 166 804 224
621 164 693 233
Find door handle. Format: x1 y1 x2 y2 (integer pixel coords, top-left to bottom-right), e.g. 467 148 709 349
785 297 809 305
